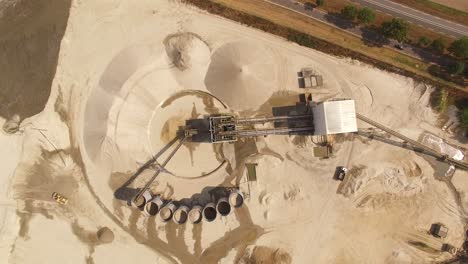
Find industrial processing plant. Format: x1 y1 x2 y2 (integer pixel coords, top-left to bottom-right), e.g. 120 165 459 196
2 1 468 264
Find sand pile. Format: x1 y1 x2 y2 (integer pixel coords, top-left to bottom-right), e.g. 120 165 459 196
97 227 114 244
204 42 278 110
240 246 292 264
164 32 210 71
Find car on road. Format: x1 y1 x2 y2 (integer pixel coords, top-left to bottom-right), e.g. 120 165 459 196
394 44 404 50
303 2 314 10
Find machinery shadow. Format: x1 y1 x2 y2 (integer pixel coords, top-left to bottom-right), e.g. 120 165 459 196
184 117 211 143
173 186 238 207
357 130 446 162
113 136 181 205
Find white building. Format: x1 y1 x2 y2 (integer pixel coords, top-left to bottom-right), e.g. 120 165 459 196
312 99 357 135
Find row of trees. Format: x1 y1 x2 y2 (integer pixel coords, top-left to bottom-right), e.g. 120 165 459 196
382 19 467 75
380 18 468 61
338 4 468 59
338 4 468 76
328 3 467 77
340 5 376 24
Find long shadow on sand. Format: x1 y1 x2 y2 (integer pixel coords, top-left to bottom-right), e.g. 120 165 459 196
114 136 181 205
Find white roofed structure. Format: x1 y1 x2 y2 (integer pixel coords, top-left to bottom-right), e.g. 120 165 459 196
312 99 357 135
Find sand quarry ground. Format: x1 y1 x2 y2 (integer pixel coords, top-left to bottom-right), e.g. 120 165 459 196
1 0 468 263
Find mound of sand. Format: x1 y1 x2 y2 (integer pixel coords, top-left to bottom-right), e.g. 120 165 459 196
240 246 292 264
97 227 114 243
204 42 278 110
164 32 210 71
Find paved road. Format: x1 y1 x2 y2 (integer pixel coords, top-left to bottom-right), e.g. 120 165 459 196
266 0 454 67
351 0 468 38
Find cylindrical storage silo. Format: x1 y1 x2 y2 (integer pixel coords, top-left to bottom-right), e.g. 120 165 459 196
188 206 203 224
216 197 231 216
132 190 153 209
173 205 189 225
144 196 163 217
203 203 217 222
229 190 244 208
159 202 176 222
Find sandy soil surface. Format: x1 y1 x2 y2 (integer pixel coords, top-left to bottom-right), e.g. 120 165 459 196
431 0 468 13
0 0 70 122
1 0 468 263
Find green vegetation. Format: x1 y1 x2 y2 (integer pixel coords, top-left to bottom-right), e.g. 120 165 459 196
455 98 468 129
357 7 375 24
418 36 431 47
381 18 409 43
341 5 358 21
455 97 468 131
462 108 468 129
287 32 318 47
341 6 375 24
431 38 446 53
449 37 468 59
316 0 325 7
430 88 448 113
393 56 420 69
448 61 465 75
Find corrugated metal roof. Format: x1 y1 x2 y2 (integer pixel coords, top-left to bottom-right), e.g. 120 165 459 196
313 100 357 135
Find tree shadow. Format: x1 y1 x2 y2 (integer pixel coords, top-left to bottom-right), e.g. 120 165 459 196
409 46 454 68
303 2 315 11
428 65 467 87
360 26 390 47
324 12 355 30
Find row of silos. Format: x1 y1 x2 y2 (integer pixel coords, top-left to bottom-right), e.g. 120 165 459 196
134 190 244 224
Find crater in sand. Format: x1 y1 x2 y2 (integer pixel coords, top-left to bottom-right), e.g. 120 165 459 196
148 90 227 177
160 115 186 144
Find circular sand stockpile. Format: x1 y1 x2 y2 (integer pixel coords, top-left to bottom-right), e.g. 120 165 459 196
145 202 161 216
204 42 278 110
188 206 202 224
173 206 189 224
216 198 231 216
203 203 217 222
229 191 244 208
97 227 114 243
164 32 210 71
247 246 292 264
133 196 146 208
159 203 175 222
